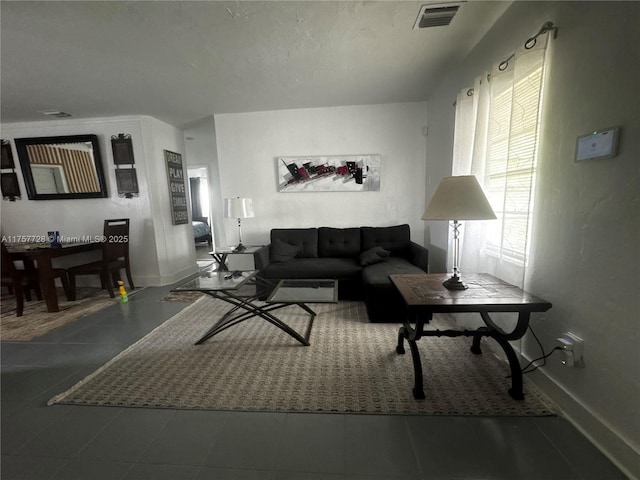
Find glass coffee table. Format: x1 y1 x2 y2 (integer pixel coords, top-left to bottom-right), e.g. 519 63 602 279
172 272 337 346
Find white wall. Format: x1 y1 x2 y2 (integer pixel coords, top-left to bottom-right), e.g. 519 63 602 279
0 115 197 286
214 102 428 247
184 116 226 248
425 2 640 476
139 117 197 284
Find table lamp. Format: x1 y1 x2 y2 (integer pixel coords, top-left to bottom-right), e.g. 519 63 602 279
422 175 496 290
224 197 254 252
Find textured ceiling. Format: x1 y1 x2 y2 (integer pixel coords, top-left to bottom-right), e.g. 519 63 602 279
0 1 510 128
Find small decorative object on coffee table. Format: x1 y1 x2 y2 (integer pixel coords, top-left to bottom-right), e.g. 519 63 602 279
390 273 552 400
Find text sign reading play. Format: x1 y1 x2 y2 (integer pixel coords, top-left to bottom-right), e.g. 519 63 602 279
164 150 188 225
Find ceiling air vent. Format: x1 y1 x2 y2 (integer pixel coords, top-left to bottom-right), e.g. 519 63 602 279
413 2 465 29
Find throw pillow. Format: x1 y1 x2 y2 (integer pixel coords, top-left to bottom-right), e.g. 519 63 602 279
359 246 390 266
271 238 299 263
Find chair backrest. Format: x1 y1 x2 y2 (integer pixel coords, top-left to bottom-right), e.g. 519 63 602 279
1 243 19 279
102 218 130 262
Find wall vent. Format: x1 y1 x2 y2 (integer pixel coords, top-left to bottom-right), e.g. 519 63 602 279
413 2 465 29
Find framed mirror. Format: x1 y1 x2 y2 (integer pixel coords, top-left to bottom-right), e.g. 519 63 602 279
15 134 108 200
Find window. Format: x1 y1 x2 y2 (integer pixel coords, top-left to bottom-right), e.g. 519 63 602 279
484 62 544 266
452 36 548 287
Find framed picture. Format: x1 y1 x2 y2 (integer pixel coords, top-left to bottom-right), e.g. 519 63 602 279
164 150 188 225
1 172 21 200
1 140 15 169
111 134 135 165
277 154 381 192
115 169 139 197
14 134 108 200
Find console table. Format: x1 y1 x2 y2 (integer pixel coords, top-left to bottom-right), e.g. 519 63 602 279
390 273 552 400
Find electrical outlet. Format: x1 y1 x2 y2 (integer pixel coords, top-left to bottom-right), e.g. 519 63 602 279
555 332 585 367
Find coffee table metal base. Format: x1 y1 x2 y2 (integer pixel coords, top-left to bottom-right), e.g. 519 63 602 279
196 290 316 346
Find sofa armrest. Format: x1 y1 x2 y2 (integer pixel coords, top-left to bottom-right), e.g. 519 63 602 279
409 241 429 272
254 245 271 271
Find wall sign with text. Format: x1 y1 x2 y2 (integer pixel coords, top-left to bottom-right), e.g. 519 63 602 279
164 150 188 225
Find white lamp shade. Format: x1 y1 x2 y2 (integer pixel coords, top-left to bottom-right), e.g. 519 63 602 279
422 175 496 221
224 197 255 219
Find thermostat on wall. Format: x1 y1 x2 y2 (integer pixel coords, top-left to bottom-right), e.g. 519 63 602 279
575 127 621 162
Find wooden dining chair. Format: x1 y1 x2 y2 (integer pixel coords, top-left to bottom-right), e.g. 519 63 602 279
67 219 135 300
1 243 71 316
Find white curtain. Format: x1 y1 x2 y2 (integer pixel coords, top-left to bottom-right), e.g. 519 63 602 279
452 35 548 289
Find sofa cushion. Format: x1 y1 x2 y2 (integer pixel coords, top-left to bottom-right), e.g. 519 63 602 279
361 257 425 285
318 227 361 258
361 224 411 257
271 228 318 258
359 246 390 266
361 257 424 323
271 238 299 263
262 258 362 279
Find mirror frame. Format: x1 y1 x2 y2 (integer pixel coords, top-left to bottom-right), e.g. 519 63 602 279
15 134 108 200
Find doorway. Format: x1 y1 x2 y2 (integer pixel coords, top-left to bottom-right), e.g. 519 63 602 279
188 166 213 262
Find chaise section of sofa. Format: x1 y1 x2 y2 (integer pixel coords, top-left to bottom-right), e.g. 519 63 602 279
254 224 428 322
360 224 429 322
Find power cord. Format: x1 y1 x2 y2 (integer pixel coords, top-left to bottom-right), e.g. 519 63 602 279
506 325 562 378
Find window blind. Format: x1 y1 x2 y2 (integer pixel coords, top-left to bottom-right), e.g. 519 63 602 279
484 58 544 267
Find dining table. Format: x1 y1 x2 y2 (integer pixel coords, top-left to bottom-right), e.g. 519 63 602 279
6 241 103 313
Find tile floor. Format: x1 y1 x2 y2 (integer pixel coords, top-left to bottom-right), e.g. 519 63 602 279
1 271 629 480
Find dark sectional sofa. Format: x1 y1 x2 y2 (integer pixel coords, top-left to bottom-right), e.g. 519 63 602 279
254 224 428 322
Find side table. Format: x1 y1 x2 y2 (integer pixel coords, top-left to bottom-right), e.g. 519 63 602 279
390 273 552 400
209 245 262 271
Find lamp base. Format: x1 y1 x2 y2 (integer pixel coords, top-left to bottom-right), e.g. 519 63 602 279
442 275 468 290
233 243 247 253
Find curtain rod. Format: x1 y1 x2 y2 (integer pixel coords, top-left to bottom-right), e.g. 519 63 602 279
499 21 557 70
453 21 557 106
526 21 558 49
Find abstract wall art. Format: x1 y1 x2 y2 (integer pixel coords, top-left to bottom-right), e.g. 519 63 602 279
277 155 381 192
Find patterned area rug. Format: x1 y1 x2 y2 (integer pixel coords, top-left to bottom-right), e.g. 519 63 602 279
49 297 555 415
1 287 134 341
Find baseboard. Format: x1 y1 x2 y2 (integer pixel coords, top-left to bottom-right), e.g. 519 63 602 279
135 264 199 287
481 341 638 479
527 367 639 480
